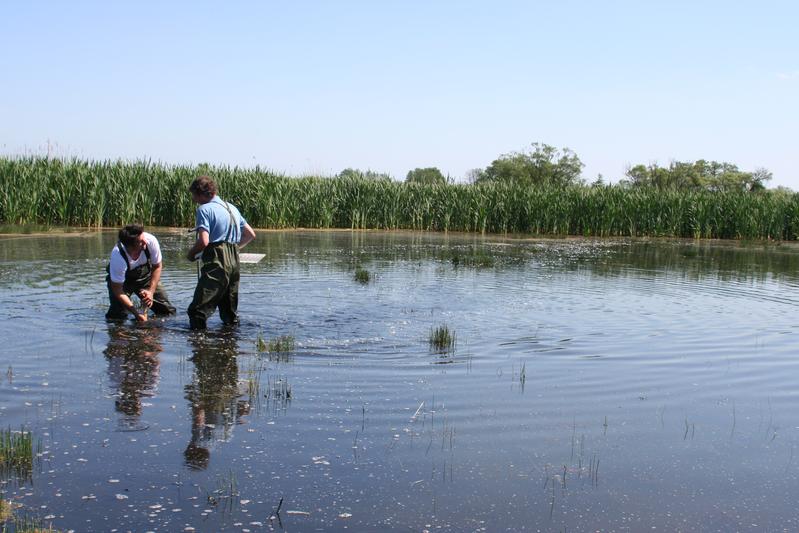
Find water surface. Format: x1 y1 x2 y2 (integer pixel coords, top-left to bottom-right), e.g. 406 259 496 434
2 230 799 532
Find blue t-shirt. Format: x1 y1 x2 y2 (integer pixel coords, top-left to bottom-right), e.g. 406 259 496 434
195 196 247 244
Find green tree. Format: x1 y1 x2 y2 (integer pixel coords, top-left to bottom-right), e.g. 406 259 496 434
476 143 584 187
405 167 447 185
623 160 771 192
337 168 393 181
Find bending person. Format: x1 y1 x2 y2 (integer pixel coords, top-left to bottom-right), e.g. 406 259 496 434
106 224 177 321
186 175 256 330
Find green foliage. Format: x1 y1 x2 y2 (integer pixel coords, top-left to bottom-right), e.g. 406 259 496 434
429 324 455 353
405 167 447 185
0 496 12 523
449 247 495 268
267 335 296 353
7 512 60 533
354 266 371 284
0 427 34 480
623 160 772 192
256 332 268 352
338 168 393 181
1 156 797 240
477 143 584 187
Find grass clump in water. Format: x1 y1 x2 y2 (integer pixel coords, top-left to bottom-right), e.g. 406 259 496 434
0 427 35 480
450 248 495 268
429 324 456 353
256 331 268 352
9 513 60 533
0 496 14 523
354 266 371 284
256 332 296 354
268 335 296 354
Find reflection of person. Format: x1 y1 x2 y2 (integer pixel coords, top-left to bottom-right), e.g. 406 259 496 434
103 323 162 425
183 334 250 470
106 224 176 321
185 176 256 330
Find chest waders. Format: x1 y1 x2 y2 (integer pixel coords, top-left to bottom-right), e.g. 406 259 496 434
188 200 242 330
105 242 177 320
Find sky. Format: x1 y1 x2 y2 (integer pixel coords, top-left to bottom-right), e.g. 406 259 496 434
1 1 798 187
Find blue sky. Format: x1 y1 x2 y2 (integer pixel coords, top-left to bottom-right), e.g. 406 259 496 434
1 1 797 187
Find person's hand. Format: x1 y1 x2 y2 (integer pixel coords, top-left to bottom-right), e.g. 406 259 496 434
135 312 148 322
187 250 197 262
139 289 154 308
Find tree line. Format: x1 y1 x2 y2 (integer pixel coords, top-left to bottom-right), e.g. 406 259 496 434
339 142 777 193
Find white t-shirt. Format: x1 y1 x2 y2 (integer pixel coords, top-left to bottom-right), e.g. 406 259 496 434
108 232 163 284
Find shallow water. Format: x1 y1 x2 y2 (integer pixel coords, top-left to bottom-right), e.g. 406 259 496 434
2 230 799 531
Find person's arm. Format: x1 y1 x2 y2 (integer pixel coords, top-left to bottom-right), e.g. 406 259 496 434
187 230 209 261
110 282 148 322
239 224 256 249
139 262 163 307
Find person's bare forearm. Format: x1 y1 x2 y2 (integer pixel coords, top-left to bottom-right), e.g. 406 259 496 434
112 282 147 321
148 263 162 293
187 230 210 261
239 224 256 249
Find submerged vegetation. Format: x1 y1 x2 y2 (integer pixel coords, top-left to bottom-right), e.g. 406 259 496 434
1 155 797 240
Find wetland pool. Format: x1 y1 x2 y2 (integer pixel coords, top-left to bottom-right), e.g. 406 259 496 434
2 230 799 532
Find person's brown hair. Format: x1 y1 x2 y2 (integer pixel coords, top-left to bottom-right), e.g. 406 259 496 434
189 176 218 198
118 224 144 247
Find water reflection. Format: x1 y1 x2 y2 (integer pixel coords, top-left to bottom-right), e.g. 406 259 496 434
183 333 250 470
104 324 162 430
2 232 799 291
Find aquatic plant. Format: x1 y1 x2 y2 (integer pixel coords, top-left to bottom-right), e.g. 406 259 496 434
450 247 495 268
245 360 262 401
0 427 34 480
6 511 60 533
429 324 455 353
265 376 292 401
206 469 239 513
255 331 268 352
354 266 370 284
0 495 13 523
267 335 296 354
2 156 798 240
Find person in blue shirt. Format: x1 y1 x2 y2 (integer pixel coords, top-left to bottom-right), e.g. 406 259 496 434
186 176 256 330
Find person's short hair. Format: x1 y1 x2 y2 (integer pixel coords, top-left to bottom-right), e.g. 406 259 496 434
189 176 218 198
118 224 144 247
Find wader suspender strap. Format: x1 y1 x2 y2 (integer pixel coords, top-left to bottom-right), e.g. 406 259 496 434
116 241 152 273
219 200 238 244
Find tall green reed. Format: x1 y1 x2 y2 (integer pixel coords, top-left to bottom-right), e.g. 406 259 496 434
1 156 798 240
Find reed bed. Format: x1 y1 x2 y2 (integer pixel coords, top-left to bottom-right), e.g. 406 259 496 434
2 156 799 240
